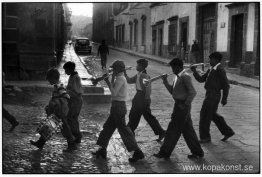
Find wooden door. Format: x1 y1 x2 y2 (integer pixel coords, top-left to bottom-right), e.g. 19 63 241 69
230 14 243 67
203 19 216 63
152 29 157 55
158 28 163 56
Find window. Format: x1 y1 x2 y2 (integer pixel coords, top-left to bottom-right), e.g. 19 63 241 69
141 15 146 45
122 24 125 42
134 19 138 45
168 16 178 54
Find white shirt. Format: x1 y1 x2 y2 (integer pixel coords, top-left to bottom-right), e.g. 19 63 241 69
173 69 186 88
136 71 143 90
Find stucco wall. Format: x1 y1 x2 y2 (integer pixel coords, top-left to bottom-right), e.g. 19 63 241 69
151 3 197 46
246 3 255 51
217 3 230 51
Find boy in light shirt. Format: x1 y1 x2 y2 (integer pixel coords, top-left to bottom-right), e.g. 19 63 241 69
92 60 144 163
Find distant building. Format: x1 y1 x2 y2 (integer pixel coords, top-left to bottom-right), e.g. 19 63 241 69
92 3 114 45
2 3 71 80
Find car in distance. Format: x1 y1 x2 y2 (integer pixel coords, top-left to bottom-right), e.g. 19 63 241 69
74 37 92 54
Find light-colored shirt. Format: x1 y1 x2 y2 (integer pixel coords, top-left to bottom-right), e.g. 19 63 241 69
67 72 83 98
173 69 186 88
136 71 143 91
110 73 127 101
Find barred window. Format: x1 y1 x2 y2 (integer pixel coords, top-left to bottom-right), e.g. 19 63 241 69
168 16 178 54
141 15 146 45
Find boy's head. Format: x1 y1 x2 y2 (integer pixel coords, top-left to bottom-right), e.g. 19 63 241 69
209 52 222 67
111 60 125 74
169 58 184 75
63 61 75 75
46 68 60 85
136 59 148 72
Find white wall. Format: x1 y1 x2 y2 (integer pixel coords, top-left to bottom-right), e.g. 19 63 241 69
151 3 196 46
217 3 230 51
246 3 255 51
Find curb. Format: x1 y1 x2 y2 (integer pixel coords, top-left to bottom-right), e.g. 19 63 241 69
109 46 259 90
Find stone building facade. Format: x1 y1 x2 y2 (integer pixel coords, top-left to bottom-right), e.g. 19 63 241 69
2 3 71 80
92 3 114 45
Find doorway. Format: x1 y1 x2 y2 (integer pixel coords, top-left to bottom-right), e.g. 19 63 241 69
158 28 163 56
152 29 156 55
230 14 244 67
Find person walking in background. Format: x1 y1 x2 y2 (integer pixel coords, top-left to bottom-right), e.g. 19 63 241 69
63 61 83 144
154 58 204 159
190 40 200 63
124 59 166 142
190 52 235 143
97 40 109 70
92 60 145 163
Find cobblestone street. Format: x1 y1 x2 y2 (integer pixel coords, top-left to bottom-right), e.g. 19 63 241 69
2 44 260 173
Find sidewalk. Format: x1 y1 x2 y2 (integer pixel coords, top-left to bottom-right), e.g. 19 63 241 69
109 45 260 89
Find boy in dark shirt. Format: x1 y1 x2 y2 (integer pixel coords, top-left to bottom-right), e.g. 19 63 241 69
154 58 204 159
191 52 234 143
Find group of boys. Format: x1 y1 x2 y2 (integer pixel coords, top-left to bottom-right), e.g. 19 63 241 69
30 61 83 152
22 51 234 163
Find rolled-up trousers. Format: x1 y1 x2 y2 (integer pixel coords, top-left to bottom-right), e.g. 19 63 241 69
97 101 140 152
160 101 203 157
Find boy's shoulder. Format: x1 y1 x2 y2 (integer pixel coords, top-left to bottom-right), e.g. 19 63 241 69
53 83 70 99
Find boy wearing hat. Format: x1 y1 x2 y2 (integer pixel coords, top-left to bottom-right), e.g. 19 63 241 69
93 60 145 163
154 58 204 159
124 59 166 141
191 52 234 143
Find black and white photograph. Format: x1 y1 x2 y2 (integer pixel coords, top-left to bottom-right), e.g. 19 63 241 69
1 1 260 174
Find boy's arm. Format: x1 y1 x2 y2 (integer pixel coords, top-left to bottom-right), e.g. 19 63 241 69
191 67 209 83
182 75 197 106
105 76 123 96
124 71 136 84
218 68 230 106
162 76 173 95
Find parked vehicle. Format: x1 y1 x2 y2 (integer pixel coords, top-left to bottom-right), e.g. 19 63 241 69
74 37 92 54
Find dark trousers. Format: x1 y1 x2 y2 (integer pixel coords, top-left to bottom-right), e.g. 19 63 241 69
160 102 203 157
3 107 18 125
100 54 107 68
61 117 76 143
68 95 83 141
199 92 234 140
128 91 165 135
97 101 140 152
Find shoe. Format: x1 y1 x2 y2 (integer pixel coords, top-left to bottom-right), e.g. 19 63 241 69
30 140 44 149
156 131 166 142
128 150 145 162
199 139 211 143
221 132 235 142
92 148 107 159
187 154 204 159
63 143 77 153
9 121 19 131
153 152 170 159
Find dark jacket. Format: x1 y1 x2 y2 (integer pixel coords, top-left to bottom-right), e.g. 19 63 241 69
193 65 230 101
